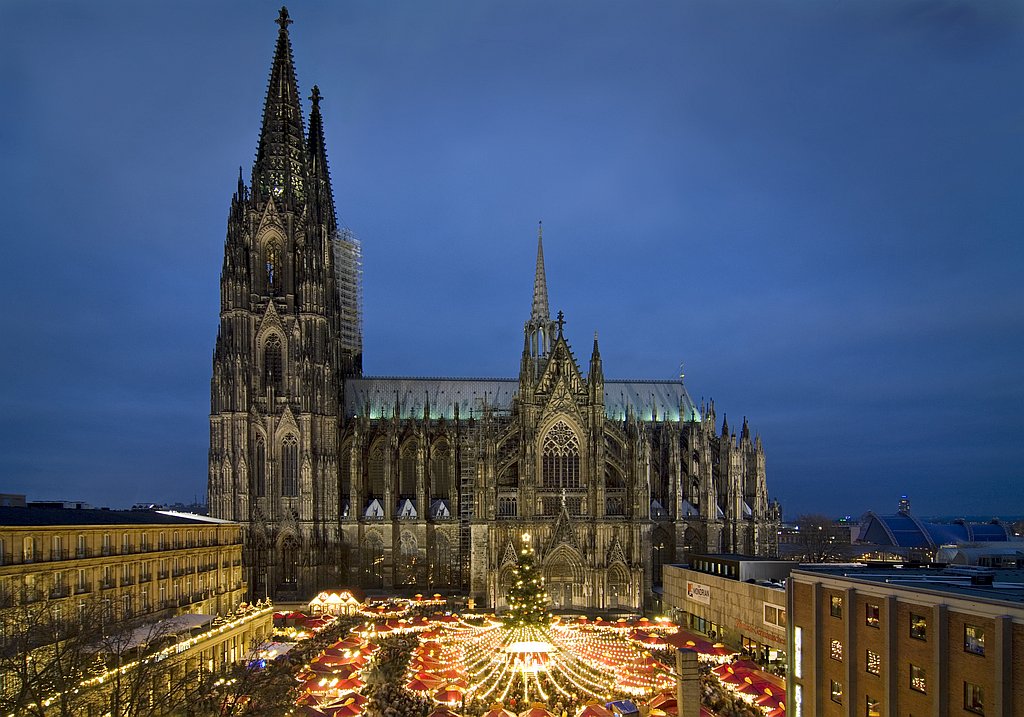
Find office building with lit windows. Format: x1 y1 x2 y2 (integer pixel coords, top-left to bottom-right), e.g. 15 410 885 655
788 564 1024 717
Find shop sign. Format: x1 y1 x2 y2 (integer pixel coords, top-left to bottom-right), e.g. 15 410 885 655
686 580 711 605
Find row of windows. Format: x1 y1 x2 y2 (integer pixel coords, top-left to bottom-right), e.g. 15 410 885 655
251 435 299 497
829 596 986 654
830 678 983 714
3 530 232 565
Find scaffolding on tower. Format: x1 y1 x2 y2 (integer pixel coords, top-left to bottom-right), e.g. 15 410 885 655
332 227 363 373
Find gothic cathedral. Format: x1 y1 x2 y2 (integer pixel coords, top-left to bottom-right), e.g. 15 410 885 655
208 8 781 610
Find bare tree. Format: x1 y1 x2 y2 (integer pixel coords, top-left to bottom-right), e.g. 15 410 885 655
0 590 105 716
793 514 848 563
0 594 217 717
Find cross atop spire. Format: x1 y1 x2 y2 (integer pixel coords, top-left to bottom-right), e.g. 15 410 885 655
531 221 550 323
556 310 565 336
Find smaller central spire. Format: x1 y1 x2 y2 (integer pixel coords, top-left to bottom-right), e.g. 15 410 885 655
531 221 550 322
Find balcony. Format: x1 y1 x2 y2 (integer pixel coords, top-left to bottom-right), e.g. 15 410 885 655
49 586 70 599
139 573 152 583
76 548 93 559
75 582 92 595
50 549 69 561
100 579 116 590
120 576 135 587
157 570 169 579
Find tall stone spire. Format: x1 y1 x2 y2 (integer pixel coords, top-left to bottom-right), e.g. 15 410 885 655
531 221 550 322
253 6 308 204
307 84 337 233
522 222 558 374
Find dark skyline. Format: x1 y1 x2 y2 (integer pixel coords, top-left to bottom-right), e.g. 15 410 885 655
1 1 1022 518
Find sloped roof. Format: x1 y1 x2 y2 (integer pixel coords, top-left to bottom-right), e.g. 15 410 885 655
343 377 699 422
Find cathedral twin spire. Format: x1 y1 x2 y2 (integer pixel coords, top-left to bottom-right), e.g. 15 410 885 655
252 6 337 226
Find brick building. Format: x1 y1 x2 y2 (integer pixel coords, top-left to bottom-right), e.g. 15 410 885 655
788 564 1024 717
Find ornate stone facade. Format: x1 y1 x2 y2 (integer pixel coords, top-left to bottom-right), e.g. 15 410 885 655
208 9 781 610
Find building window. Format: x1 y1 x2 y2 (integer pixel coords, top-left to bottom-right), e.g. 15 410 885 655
253 438 266 497
910 664 926 693
430 441 451 498
909 612 927 639
866 649 880 675
367 444 385 497
281 435 298 497
265 241 280 293
965 624 985 656
830 595 843 618
764 604 787 628
964 682 985 714
399 442 417 498
865 603 880 628
830 680 842 704
498 497 517 517
794 626 802 678
263 335 283 392
866 697 881 717
830 639 843 661
541 421 581 490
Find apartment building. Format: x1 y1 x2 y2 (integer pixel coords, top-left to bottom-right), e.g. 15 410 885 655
788 564 1024 717
0 505 272 714
0 506 246 620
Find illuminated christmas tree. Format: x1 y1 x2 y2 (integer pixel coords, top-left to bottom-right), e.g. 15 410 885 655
504 533 550 627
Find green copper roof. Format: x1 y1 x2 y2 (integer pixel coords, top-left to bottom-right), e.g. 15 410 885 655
343 377 699 422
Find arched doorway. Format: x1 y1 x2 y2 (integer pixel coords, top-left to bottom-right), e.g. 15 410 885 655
607 563 630 609
544 549 583 609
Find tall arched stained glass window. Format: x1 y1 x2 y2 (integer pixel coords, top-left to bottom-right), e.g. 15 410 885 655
265 241 280 294
263 335 283 392
254 438 266 497
281 435 298 497
542 421 580 490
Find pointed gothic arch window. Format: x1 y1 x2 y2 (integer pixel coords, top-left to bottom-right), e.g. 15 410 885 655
429 533 451 586
542 421 580 490
253 438 266 497
430 441 451 500
652 527 675 586
280 534 299 585
265 240 281 294
400 442 417 498
263 335 283 392
281 435 298 496
367 444 385 499
398 531 418 586
340 440 352 516
361 533 384 588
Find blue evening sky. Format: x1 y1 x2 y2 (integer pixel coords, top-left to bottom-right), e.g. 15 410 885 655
1 1 1022 518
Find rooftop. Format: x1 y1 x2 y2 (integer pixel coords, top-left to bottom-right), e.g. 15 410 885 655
795 564 1024 607
344 376 700 422
0 506 233 528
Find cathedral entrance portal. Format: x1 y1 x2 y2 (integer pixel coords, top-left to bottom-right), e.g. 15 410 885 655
544 550 582 610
